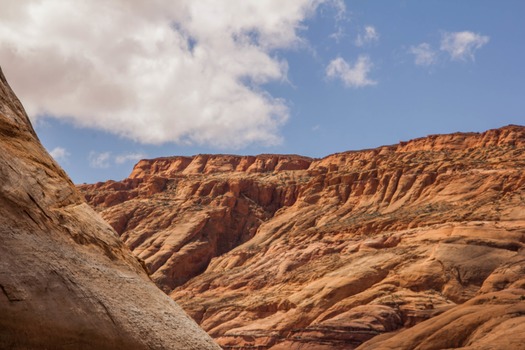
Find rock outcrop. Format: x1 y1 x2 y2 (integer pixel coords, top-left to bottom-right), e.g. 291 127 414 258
81 154 313 292
81 125 525 349
0 67 220 349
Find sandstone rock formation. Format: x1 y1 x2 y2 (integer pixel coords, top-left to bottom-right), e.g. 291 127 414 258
0 67 220 349
81 154 313 292
81 125 525 349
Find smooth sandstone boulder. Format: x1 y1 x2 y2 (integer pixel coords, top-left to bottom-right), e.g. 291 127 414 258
0 67 220 349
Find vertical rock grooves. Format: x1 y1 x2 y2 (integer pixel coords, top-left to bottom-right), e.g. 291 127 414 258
81 124 525 349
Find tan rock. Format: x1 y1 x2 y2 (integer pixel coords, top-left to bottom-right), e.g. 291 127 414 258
0 67 220 349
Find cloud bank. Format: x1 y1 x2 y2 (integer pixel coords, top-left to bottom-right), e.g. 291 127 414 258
0 0 342 148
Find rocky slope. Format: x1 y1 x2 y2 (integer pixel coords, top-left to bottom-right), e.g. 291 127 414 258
81 125 525 349
0 67 220 349
81 154 313 292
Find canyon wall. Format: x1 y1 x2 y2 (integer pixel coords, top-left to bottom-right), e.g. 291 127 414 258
81 126 525 349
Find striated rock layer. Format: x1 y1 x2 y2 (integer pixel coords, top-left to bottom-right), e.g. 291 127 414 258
81 125 525 349
0 68 220 349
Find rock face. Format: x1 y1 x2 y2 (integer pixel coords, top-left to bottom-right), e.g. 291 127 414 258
81 125 525 349
81 154 313 292
0 67 220 349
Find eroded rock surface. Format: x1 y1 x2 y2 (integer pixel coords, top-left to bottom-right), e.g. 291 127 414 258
0 67 220 349
81 154 313 292
81 125 525 349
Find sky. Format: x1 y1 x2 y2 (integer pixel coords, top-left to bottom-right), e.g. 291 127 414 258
1 0 524 184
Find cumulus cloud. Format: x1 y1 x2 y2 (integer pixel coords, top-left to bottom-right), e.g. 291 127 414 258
49 147 70 161
115 152 147 165
326 56 376 88
0 0 344 149
355 26 379 47
440 31 489 61
88 151 111 169
409 43 437 66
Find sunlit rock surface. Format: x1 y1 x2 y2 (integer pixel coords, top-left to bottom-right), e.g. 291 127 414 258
0 67 220 349
81 125 525 349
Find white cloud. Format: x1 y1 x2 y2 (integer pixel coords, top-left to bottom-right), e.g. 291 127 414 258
89 151 111 169
0 0 343 149
329 26 346 42
89 151 146 168
326 56 376 88
115 152 147 165
328 0 347 41
355 26 379 47
330 0 347 22
49 147 70 161
440 31 489 61
409 43 437 66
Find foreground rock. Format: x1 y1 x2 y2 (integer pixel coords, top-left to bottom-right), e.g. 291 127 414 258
0 67 220 349
81 125 525 349
356 289 525 350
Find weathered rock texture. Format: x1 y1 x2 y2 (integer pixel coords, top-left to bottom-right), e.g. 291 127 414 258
81 125 525 350
0 67 220 349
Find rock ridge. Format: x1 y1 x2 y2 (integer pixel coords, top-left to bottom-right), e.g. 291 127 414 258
129 153 313 179
81 124 525 349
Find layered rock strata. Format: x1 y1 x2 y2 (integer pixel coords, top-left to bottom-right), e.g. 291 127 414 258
0 67 220 349
81 125 525 349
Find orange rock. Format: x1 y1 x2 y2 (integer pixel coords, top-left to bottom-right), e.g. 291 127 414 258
356 289 525 350
80 125 525 349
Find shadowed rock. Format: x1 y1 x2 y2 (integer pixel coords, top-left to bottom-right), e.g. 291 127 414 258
0 67 220 349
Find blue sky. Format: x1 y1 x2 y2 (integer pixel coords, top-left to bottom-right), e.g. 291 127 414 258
1 1 523 183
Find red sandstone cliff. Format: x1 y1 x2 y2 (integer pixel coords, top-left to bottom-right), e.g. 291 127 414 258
80 126 525 349
0 67 220 349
